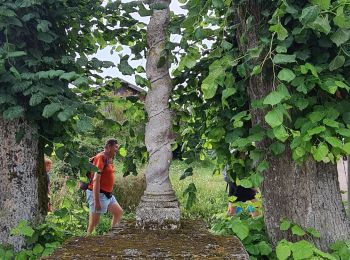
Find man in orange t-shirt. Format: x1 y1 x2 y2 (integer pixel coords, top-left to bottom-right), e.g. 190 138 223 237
86 139 123 234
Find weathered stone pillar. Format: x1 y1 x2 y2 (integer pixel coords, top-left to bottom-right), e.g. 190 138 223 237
136 0 180 229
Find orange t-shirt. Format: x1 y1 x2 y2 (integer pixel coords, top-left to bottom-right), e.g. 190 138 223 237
88 152 115 193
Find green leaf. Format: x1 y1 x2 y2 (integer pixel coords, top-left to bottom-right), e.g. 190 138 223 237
257 160 269 173
37 20 51 32
3 106 24 119
310 0 330 10
273 125 289 142
57 108 75 122
6 51 27 58
10 220 34 237
119 147 127 157
343 142 350 155
10 66 20 78
336 128 350 137
333 7 350 29
324 136 342 148
300 5 320 25
323 118 339 128
183 183 197 209
306 227 321 238
291 240 314 260
307 126 326 136
280 219 291 231
250 173 263 187
240 178 253 188
330 29 350 47
270 23 288 41
251 65 262 76
257 241 272 256
212 0 224 8
33 244 44 255
180 167 194 180
276 241 291 260
264 91 286 106
311 15 331 34
278 69 296 82
293 147 306 161
329 55 345 71
291 225 306 236
42 103 61 118
59 71 78 81
118 57 134 75
312 143 329 161
265 106 284 128
231 220 249 240
201 76 218 100
29 92 45 106
37 32 55 43
270 142 285 155
273 54 296 64
222 88 236 107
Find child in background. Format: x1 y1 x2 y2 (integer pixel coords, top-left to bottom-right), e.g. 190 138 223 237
44 157 53 212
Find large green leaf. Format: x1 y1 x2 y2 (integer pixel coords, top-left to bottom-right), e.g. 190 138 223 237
273 54 296 64
312 143 329 161
310 0 330 10
273 125 289 142
276 241 291 260
231 219 249 240
329 55 345 71
265 106 284 128
263 91 286 106
330 29 350 47
270 23 288 41
311 15 331 34
278 69 296 82
291 241 313 260
300 5 320 25
29 92 45 106
3 106 24 119
42 103 61 118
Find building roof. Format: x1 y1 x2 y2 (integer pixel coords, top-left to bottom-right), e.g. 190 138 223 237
119 78 147 93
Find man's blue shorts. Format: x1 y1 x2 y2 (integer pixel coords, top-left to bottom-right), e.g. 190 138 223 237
86 189 117 214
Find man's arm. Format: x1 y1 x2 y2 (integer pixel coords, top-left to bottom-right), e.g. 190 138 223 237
93 173 102 211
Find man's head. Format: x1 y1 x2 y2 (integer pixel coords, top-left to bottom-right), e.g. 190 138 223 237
44 157 52 173
104 138 119 158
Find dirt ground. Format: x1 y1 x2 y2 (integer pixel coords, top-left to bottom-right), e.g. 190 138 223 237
46 220 248 260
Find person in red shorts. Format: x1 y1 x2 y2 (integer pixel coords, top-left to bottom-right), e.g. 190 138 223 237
86 139 123 234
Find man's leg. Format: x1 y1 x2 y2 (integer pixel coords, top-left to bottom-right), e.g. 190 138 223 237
108 202 123 228
87 212 100 234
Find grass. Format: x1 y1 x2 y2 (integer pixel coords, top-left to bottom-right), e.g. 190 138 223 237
169 160 228 222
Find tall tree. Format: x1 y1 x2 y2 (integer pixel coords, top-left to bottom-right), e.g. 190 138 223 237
136 0 180 229
171 0 350 250
0 0 123 250
234 0 350 250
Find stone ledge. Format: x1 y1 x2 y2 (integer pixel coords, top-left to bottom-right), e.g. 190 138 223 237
46 220 249 259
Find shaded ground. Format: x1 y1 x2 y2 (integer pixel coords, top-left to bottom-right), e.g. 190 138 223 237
46 220 248 259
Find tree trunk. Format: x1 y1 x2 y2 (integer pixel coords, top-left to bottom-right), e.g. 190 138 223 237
0 118 47 251
235 1 350 250
136 0 180 229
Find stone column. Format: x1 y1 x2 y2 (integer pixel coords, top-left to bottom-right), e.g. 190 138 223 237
136 0 180 229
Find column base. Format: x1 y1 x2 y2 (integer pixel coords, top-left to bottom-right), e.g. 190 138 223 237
136 191 180 230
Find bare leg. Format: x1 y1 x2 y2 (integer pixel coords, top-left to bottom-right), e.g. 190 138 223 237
108 202 123 228
87 213 100 234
